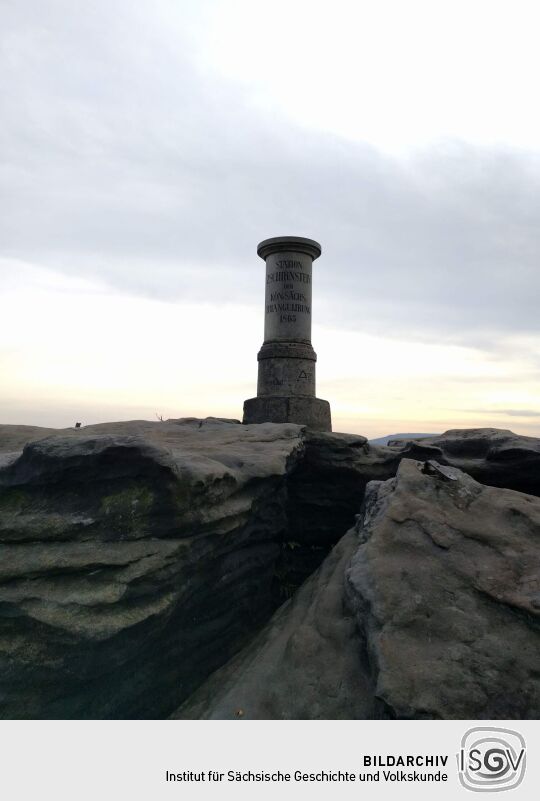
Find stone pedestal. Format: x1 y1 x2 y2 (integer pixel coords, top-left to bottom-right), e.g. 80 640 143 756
243 396 331 429
243 235 332 431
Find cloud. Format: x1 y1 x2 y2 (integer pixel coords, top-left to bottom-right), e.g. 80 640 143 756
1 0 540 349
463 409 540 418
503 410 540 417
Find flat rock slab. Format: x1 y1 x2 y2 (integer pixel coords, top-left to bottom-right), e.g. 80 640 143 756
0 418 301 484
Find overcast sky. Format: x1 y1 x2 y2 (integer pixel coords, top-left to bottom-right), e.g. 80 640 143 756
1 0 539 437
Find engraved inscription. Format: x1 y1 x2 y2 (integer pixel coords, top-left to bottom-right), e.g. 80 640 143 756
263 253 313 341
265 282 311 318
265 303 311 314
270 291 307 302
266 271 311 285
297 370 313 382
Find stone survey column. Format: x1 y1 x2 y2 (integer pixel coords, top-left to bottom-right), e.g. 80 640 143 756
243 236 332 431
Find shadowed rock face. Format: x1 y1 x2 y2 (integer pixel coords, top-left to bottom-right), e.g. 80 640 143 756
173 530 377 720
174 459 540 720
275 430 372 594
387 428 540 497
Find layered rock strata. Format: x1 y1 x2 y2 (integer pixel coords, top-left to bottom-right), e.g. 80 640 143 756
0 419 365 718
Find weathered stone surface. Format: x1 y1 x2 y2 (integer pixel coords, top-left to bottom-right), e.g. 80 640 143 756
257 343 317 398
243 396 332 431
1 418 538 719
173 530 376 719
0 418 365 718
0 419 305 718
243 235 332 429
279 429 372 589
346 458 540 719
176 459 540 720
388 428 540 496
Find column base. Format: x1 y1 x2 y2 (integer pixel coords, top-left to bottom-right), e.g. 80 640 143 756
243 396 332 431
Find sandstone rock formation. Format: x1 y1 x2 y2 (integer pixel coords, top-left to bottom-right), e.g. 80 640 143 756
174 458 540 719
346 458 540 719
0 419 368 718
173 529 377 720
387 428 540 496
0 420 538 719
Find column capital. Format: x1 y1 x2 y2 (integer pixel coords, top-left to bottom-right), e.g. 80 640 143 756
257 236 322 261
